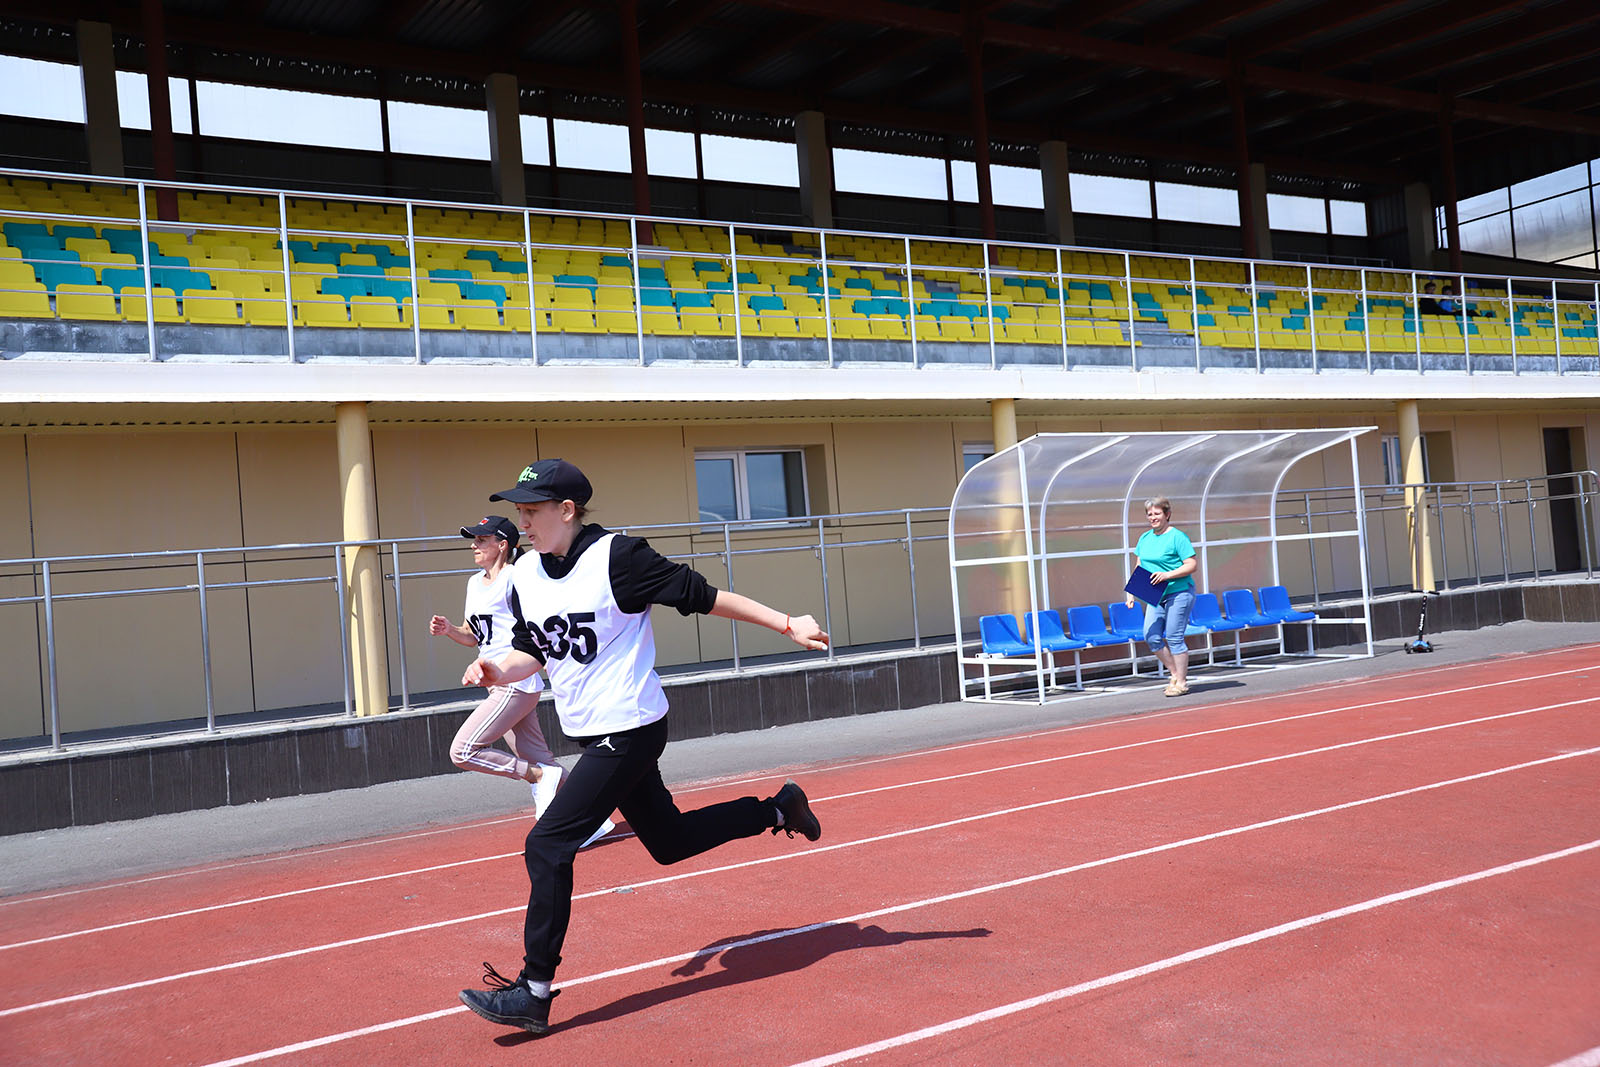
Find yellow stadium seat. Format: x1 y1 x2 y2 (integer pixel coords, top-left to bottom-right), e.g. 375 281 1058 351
868 315 908 341
296 296 351 328
417 302 452 330
550 308 600 333
55 283 120 322
351 295 405 328
183 289 239 324
680 308 728 336
339 253 378 267
642 308 684 335
119 287 184 323
831 316 870 340
455 299 505 331
0 260 39 287
240 298 289 326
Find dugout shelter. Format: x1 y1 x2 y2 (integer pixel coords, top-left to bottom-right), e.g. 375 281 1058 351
950 429 1377 704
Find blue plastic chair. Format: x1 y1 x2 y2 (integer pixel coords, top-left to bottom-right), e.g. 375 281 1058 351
1107 602 1145 640
1258 585 1316 623
979 613 1030 656
1024 610 1088 690
1259 585 1318 654
1222 589 1273 628
1189 592 1246 666
1064 605 1128 648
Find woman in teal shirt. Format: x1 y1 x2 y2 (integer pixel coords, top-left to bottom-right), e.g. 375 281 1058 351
1125 496 1199 696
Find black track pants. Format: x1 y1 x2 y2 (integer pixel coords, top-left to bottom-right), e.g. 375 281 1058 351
520 715 775 981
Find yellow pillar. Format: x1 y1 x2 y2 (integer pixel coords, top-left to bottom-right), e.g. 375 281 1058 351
1396 399 1435 591
336 401 390 716
990 397 1018 453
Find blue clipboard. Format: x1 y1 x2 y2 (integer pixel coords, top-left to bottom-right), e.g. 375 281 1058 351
1124 566 1163 607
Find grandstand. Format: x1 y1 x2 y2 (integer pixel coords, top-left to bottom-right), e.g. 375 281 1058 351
0 2 1597 823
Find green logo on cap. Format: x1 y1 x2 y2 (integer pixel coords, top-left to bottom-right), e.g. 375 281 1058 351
519 465 538 482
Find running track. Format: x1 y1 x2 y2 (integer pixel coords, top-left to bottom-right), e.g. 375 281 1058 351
2 644 1598 1065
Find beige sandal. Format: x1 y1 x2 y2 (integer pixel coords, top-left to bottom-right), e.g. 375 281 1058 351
1164 682 1190 697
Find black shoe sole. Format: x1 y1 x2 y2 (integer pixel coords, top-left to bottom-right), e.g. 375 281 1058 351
777 779 821 842
458 991 551 1035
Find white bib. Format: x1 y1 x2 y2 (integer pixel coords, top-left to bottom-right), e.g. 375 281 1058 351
464 567 541 695
509 532 667 738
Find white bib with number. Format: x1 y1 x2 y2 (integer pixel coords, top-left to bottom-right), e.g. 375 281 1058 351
463 568 541 695
510 532 667 738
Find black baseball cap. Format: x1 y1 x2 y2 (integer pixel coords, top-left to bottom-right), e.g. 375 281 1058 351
460 515 520 544
489 458 593 506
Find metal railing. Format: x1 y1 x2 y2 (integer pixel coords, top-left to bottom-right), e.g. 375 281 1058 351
0 507 952 752
2 473 1591 753
2 166 1596 374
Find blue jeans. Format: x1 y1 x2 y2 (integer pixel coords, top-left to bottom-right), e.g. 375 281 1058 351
1144 588 1195 655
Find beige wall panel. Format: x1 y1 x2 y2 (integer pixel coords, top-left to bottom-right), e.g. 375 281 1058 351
829 423 963 647
0 435 42 738
22 431 253 731
689 527 822 660
235 429 345 711
371 426 535 702
545 425 697 527
1495 414 1551 573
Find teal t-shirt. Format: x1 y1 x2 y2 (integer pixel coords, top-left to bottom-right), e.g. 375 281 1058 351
1135 527 1196 595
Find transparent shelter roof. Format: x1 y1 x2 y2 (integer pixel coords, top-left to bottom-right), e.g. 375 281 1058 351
950 429 1372 566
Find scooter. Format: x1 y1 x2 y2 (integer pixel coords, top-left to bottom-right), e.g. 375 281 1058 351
1405 591 1439 654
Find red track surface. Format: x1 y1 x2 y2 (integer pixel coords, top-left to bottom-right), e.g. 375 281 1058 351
3 644 1598 1065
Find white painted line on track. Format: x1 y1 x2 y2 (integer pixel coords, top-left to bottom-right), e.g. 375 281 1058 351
198 746 1600 1067
8 709 1594 1029
9 642 1590 911
1549 1046 1600 1067
787 837 1600 1067
10 662 1588 947
0 813 532 908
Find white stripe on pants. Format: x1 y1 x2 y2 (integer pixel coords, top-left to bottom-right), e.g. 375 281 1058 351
450 686 555 780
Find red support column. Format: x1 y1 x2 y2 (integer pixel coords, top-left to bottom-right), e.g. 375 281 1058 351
619 0 652 242
140 0 179 221
1439 97 1462 273
964 4 996 245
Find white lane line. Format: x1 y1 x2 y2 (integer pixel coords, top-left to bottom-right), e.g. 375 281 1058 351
4 698 1594 1023
0 813 532 908
201 747 1600 1067
10 662 1587 948
1550 1046 1600 1067
787 837 1600 1067
11 642 1590 911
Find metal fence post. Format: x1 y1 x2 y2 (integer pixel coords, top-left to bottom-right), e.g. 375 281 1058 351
1495 480 1510 581
723 522 739 671
524 208 539 366
42 559 61 751
136 180 156 361
197 551 216 733
905 235 919 369
391 541 411 713
277 192 296 363
1526 478 1540 580
631 216 646 366
334 548 354 718
1582 474 1596 579
1466 483 1481 585
817 517 834 661
730 223 743 367
821 229 834 369
1304 490 1319 603
406 201 422 364
905 510 921 649
1434 483 1450 589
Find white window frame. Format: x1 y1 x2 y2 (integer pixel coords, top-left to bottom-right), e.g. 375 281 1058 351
1381 434 1429 488
695 449 810 526
962 441 995 472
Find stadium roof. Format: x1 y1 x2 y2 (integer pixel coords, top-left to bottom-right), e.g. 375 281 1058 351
6 0 1599 196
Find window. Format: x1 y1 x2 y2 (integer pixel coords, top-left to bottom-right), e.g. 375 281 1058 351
388 100 489 160
1069 173 1153 219
197 82 382 151
695 450 808 523
1381 432 1453 486
700 134 797 187
962 442 994 472
553 118 631 172
1156 182 1239 226
834 148 949 201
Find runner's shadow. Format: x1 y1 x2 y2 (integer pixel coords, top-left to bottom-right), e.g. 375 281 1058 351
493 922 990 1044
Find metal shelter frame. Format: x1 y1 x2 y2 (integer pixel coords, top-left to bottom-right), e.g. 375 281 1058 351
950 429 1378 705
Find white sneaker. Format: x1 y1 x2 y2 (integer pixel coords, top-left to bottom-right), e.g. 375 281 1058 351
580 818 614 850
530 763 562 818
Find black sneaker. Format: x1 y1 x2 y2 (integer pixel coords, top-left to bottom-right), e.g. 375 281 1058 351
770 779 821 842
458 962 559 1034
